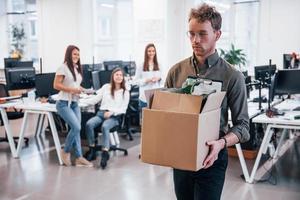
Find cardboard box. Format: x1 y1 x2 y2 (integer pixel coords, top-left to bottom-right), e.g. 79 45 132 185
141 90 225 171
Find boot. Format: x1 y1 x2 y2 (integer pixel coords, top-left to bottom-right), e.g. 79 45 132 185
84 148 97 161
100 150 110 169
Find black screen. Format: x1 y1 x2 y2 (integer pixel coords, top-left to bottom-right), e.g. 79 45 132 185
81 64 93 88
4 59 33 68
92 71 101 90
273 69 300 96
5 67 36 90
35 73 58 97
254 65 276 87
122 61 136 76
283 54 292 69
103 60 123 71
99 70 113 88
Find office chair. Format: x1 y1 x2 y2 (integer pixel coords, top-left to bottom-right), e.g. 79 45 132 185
0 83 29 147
124 85 140 141
84 113 128 168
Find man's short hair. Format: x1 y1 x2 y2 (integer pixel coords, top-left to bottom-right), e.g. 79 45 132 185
188 3 222 31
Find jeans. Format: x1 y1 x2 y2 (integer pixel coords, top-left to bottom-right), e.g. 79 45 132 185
173 149 228 200
56 100 82 158
85 110 119 149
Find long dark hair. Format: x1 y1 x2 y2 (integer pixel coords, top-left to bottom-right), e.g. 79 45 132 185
110 67 126 98
143 43 159 71
64 45 82 81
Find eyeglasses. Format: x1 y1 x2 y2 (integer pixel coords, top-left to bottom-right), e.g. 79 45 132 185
186 31 208 40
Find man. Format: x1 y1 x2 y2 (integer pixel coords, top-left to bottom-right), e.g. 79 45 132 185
165 4 250 200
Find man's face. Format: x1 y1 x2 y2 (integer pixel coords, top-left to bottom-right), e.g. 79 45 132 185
188 18 221 58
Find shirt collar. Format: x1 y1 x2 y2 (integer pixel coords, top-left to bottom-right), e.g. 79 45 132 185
192 50 220 68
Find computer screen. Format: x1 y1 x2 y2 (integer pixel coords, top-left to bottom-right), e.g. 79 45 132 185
122 61 136 76
92 71 101 90
93 63 103 71
5 67 36 90
35 73 58 97
103 60 123 71
99 70 113 88
81 64 93 88
254 65 276 87
4 58 19 68
4 59 33 68
272 69 300 97
283 54 292 69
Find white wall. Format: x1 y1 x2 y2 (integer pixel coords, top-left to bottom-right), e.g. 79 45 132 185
0 0 9 68
33 0 300 74
37 0 94 72
257 0 300 68
132 0 167 75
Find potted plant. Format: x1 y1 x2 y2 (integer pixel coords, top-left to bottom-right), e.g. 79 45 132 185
219 44 247 71
10 23 26 59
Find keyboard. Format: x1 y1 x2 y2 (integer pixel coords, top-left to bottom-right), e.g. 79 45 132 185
293 106 300 111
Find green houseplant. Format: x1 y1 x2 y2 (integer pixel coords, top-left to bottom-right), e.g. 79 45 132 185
219 44 247 70
10 23 26 59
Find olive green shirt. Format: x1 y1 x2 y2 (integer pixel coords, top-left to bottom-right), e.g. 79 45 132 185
165 51 250 143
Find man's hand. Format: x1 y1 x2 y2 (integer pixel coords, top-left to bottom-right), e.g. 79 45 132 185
104 111 113 119
203 139 225 169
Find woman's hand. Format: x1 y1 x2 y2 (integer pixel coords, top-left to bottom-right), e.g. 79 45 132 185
104 111 113 119
151 77 161 82
70 87 82 95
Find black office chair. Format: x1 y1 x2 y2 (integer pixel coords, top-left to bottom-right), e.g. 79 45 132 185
0 83 29 147
124 84 140 141
84 113 128 168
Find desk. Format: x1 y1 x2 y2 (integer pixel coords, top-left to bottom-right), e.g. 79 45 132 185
0 100 22 157
236 99 300 183
0 96 93 164
13 102 64 165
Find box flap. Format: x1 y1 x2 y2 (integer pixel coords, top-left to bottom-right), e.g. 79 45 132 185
152 91 203 114
201 91 226 113
144 88 162 108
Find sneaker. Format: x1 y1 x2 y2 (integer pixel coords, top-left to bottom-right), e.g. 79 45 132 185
75 157 93 167
100 151 110 169
61 149 71 166
84 149 97 161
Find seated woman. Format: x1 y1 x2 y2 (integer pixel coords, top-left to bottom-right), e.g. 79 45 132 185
84 67 130 169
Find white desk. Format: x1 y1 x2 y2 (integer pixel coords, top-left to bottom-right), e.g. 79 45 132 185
0 100 23 157
236 99 300 183
13 102 64 165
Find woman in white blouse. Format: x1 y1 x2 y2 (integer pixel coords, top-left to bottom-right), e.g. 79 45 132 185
53 45 93 167
135 43 162 108
84 67 130 169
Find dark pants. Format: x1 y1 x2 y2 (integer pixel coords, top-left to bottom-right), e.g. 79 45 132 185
173 149 228 200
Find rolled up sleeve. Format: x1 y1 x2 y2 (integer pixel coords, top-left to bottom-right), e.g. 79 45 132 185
227 71 250 143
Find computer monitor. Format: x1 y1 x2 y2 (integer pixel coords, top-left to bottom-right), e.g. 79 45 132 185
4 58 19 68
99 70 113 88
5 67 36 90
254 65 276 88
103 60 123 71
271 69 300 100
4 59 33 68
92 71 101 90
283 54 292 69
35 73 58 97
93 63 103 71
81 64 93 88
122 61 136 76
